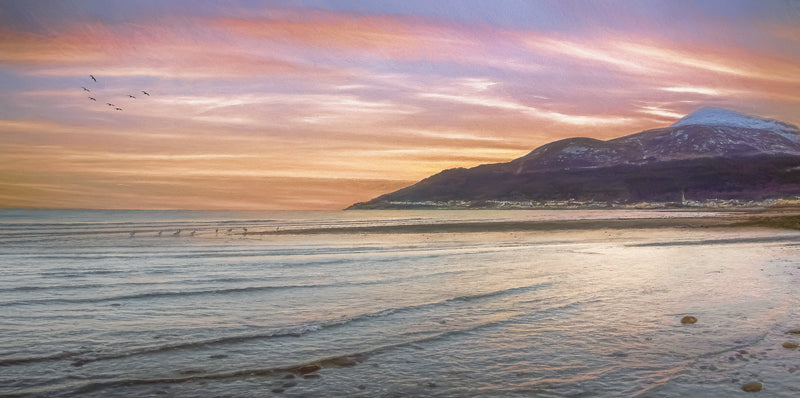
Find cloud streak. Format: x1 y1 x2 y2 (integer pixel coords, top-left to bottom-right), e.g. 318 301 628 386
1 1 799 209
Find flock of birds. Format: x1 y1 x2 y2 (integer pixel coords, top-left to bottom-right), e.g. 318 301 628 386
128 227 251 238
82 74 151 111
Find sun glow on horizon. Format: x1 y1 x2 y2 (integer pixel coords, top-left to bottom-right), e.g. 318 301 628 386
1 1 798 209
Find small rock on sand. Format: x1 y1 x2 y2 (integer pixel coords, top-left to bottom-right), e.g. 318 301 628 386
681 316 698 324
788 328 800 335
323 356 358 367
741 382 762 392
782 342 798 349
289 364 321 375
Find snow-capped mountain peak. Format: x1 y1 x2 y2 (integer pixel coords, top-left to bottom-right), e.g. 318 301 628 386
671 107 798 133
350 108 800 209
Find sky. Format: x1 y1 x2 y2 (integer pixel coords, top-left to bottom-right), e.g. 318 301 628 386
1 0 799 210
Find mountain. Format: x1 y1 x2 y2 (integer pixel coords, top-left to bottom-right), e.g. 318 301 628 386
348 107 800 209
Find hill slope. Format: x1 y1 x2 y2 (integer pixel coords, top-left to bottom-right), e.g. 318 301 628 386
349 108 800 209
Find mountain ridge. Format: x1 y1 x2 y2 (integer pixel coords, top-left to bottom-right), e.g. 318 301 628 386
348 108 800 209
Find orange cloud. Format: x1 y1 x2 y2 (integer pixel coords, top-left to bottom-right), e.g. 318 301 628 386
214 10 502 63
0 19 340 79
2 5 800 210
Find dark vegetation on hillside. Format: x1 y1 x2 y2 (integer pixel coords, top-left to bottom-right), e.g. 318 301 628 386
350 154 800 209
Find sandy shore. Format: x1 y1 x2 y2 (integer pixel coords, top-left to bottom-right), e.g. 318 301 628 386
250 209 800 235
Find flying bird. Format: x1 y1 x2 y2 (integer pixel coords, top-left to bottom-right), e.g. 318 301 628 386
88 97 96 101
128 95 136 99
141 91 150 96
90 75 96 82
107 103 115 106
82 87 90 92
115 107 123 111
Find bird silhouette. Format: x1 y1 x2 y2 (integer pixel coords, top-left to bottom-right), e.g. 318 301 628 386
82 87 90 92
90 75 96 82
141 91 150 96
115 107 123 111
128 95 136 99
172 229 181 237
88 97 96 101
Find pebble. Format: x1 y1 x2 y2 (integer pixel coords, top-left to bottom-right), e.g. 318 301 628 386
290 364 321 375
324 356 358 367
271 388 285 394
788 328 800 335
681 316 698 324
741 382 762 392
781 342 798 349
303 374 321 379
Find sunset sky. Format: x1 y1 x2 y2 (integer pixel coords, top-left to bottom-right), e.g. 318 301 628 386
1 0 799 210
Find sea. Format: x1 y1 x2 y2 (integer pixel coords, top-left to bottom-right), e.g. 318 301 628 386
0 209 798 397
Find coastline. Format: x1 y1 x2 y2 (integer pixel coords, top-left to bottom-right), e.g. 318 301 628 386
347 198 800 211
251 209 800 235
3 207 799 397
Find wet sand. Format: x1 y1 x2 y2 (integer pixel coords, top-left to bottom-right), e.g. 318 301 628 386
251 209 800 235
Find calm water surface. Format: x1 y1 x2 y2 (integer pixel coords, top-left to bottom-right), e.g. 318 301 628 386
0 210 798 397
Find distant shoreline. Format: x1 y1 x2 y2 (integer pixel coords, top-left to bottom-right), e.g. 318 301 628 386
251 209 800 235
346 198 800 211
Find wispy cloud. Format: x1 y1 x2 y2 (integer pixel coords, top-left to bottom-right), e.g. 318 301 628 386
1 2 799 209
418 92 633 126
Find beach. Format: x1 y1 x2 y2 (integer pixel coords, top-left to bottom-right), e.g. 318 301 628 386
1 209 798 397
255 210 800 235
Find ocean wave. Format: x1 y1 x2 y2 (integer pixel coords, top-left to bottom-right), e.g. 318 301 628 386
2 268 475 306
68 352 368 395
0 350 88 367
0 283 107 293
3 284 337 306
64 300 564 396
59 282 548 369
66 311 390 368
628 235 800 247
